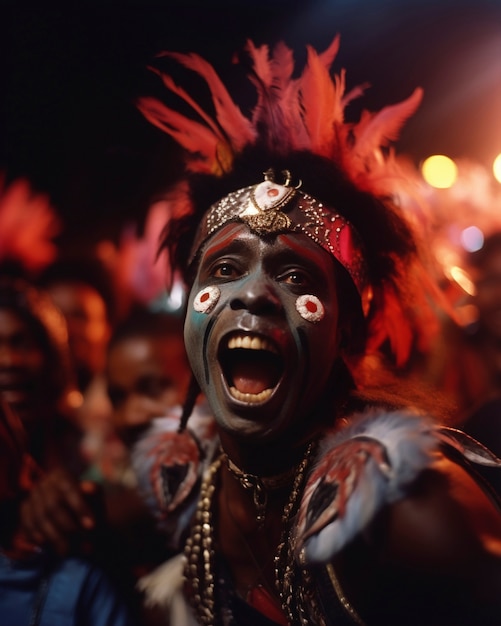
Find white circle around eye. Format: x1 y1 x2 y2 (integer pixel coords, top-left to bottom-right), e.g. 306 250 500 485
295 294 324 323
193 286 221 313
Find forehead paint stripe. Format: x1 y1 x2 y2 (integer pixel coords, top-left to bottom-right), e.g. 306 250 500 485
202 317 216 385
277 233 324 265
201 223 243 261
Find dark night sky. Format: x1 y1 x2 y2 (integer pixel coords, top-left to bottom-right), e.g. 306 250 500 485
1 1 501 252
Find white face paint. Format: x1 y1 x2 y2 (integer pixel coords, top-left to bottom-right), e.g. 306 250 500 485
295 294 324 323
193 285 221 314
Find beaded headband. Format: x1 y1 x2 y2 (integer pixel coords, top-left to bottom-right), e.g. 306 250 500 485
190 169 368 297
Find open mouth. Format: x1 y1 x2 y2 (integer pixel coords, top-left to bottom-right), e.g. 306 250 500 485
219 333 283 404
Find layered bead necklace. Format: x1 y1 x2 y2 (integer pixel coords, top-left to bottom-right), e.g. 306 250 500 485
183 441 318 625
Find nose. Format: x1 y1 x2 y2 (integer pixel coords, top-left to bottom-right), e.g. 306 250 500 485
230 273 283 316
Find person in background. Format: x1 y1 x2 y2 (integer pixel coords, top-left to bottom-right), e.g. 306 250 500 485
0 275 83 475
87 308 192 580
132 36 501 625
105 308 190 460
423 231 501 418
0 397 137 626
18 306 195 625
429 231 501 496
36 256 116 467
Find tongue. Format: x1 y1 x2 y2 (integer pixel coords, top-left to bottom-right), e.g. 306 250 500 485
232 361 275 394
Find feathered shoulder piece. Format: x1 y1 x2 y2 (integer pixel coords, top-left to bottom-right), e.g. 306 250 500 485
295 408 501 565
131 402 219 550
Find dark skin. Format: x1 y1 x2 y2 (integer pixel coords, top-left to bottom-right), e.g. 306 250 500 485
184 224 342 465
18 326 186 626
106 333 190 446
20 333 190 557
0 310 55 439
184 224 501 623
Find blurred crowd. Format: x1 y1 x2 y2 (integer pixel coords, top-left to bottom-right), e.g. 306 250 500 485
0 176 192 625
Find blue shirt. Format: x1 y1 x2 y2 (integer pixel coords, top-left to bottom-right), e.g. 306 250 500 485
0 550 136 626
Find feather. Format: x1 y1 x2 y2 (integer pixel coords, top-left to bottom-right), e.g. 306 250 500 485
269 40 295 90
318 33 341 69
245 42 298 154
299 45 345 155
137 97 222 173
299 46 336 150
244 40 273 90
435 426 501 467
341 81 370 110
351 87 423 161
111 200 175 306
159 51 256 152
0 177 60 272
367 285 414 366
131 405 218 532
295 409 438 564
148 67 230 144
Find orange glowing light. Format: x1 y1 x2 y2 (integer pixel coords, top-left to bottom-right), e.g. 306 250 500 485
421 155 458 189
493 153 501 184
449 266 475 296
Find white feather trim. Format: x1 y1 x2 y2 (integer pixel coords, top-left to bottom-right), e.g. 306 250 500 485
296 408 439 564
137 554 198 625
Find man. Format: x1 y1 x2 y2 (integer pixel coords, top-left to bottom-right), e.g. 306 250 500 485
105 309 190 452
0 276 82 474
36 257 115 466
135 37 501 625
90 309 192 578
18 306 193 625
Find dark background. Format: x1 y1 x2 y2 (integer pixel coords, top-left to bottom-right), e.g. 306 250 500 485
1 0 500 252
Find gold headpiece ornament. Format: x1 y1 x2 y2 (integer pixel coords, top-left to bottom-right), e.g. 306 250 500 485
190 168 368 296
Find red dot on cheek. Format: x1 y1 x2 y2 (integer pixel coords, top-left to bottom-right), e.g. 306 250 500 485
267 188 279 197
306 300 318 313
200 292 210 302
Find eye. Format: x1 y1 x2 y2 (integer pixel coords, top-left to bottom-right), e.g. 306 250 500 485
212 261 242 280
137 376 173 399
279 269 309 287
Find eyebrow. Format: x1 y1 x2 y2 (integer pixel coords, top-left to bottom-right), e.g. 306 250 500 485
201 234 250 265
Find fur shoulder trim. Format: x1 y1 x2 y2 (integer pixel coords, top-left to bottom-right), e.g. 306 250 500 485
132 403 219 549
294 408 501 564
137 554 198 625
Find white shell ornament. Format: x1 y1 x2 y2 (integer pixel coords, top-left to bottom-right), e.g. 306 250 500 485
193 286 220 313
296 294 324 323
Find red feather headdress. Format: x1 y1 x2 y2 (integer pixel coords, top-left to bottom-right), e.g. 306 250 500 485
138 35 422 191
138 36 447 368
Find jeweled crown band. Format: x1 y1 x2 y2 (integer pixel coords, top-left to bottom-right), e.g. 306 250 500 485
189 173 368 297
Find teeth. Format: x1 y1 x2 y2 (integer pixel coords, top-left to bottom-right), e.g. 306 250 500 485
230 387 273 403
227 334 277 353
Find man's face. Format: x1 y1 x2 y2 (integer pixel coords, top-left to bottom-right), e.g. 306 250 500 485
0 309 47 428
184 223 342 443
106 334 190 447
474 248 501 342
47 282 110 381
